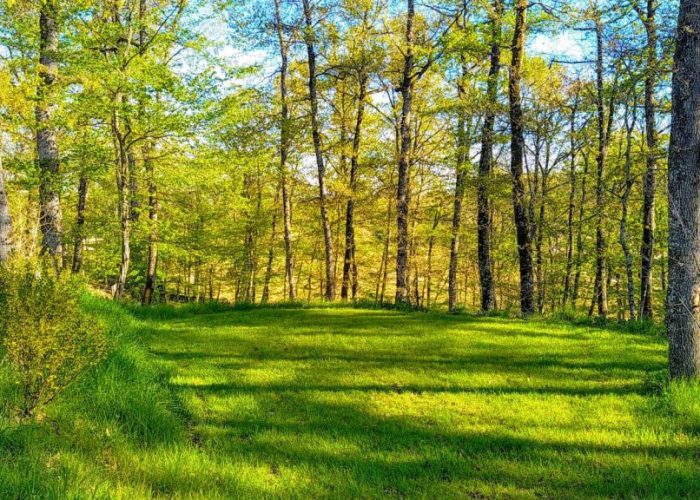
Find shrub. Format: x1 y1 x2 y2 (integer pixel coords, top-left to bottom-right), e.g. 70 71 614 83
0 259 107 420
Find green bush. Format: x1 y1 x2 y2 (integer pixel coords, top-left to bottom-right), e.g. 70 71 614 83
0 259 107 420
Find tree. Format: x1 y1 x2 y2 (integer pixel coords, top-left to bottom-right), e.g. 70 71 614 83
508 0 534 315
274 0 297 301
302 0 335 301
632 0 658 320
667 0 700 379
36 0 63 262
475 0 502 313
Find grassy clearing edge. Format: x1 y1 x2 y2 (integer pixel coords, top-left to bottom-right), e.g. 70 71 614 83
0 297 698 497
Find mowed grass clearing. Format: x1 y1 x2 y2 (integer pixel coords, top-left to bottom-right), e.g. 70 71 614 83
121 306 699 498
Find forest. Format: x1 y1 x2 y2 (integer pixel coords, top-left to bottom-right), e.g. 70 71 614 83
1 0 700 497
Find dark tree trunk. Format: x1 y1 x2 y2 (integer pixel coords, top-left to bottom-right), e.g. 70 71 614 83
112 92 131 301
448 57 470 313
638 0 658 320
620 98 638 320
341 74 367 301
593 16 609 319
395 0 415 305
261 190 279 304
475 0 501 313
275 0 296 301
563 91 579 307
142 144 158 305
573 152 590 307
667 0 700 379
37 0 63 262
71 175 88 274
508 0 534 314
302 0 335 301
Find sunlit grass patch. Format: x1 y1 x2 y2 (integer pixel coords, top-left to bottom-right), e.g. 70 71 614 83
1 303 699 498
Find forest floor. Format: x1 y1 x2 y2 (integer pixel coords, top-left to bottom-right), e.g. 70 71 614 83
3 303 700 498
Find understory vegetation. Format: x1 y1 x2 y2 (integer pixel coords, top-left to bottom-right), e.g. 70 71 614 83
1 300 700 498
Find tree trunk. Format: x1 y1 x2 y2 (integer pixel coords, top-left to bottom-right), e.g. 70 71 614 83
449 58 470 312
563 91 579 307
142 144 158 305
302 0 335 301
261 190 279 304
508 0 534 314
620 98 638 320
274 0 296 301
475 0 501 312
638 0 658 320
593 16 609 319
112 92 131 301
395 0 416 305
71 175 88 273
37 0 63 262
667 0 700 379
341 74 367 301
573 151 590 308
0 156 12 262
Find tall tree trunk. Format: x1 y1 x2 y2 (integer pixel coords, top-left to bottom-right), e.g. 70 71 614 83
425 210 439 308
448 59 470 312
593 16 609 319
37 0 63 262
142 144 158 305
341 74 367 301
275 0 296 301
620 98 638 320
638 0 658 320
573 152 590 307
302 0 334 301
395 0 416 305
508 0 534 314
535 161 548 314
667 0 700 379
112 92 131 301
474 0 501 312
0 156 12 262
563 92 579 306
261 190 279 304
71 175 88 273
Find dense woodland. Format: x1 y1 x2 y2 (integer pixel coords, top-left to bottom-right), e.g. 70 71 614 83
0 2 690 328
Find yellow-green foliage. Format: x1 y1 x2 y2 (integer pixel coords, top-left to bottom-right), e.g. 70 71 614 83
0 260 107 419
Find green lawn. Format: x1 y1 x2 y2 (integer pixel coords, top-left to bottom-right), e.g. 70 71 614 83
4 305 700 498
137 307 695 498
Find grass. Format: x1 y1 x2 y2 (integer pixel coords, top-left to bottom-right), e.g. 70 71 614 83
2 301 700 497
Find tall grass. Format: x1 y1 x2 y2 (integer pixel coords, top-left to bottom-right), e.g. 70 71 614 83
0 294 186 497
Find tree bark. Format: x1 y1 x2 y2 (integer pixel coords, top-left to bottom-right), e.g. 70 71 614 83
620 98 638 320
302 0 335 301
475 0 501 313
274 0 296 301
261 189 279 304
448 57 470 313
395 0 416 305
593 15 609 319
638 0 658 320
563 91 579 307
71 175 88 274
37 0 64 262
341 74 367 301
142 144 158 305
112 92 131 301
508 0 534 314
667 0 700 379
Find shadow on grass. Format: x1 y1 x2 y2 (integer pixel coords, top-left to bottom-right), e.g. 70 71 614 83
133 305 688 497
